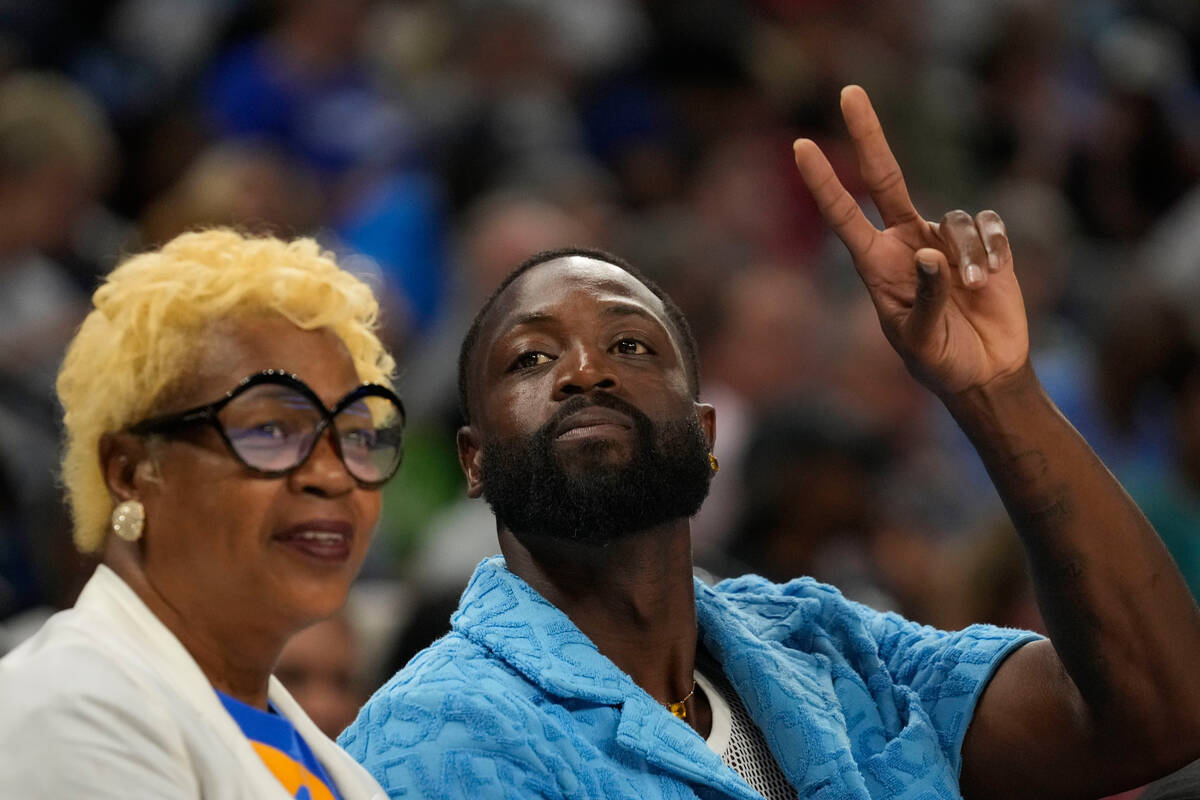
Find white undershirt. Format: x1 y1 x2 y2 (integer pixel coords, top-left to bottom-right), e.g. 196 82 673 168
695 663 795 800
695 670 732 754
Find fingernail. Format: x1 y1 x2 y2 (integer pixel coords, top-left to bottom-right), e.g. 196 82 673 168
918 259 938 275
987 252 1000 271
964 263 984 286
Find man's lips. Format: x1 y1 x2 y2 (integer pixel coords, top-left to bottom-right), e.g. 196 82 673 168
554 407 634 440
272 519 354 562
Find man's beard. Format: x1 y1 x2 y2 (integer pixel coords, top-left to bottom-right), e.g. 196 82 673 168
478 393 713 546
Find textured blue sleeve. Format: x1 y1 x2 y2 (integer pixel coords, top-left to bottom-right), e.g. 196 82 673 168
858 604 1041 771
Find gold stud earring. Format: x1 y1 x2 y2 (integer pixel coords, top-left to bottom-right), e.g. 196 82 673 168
111 500 145 542
708 452 720 473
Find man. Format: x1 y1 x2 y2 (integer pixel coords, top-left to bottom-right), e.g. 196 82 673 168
341 86 1200 798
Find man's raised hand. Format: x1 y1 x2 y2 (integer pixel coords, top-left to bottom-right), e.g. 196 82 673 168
792 85 1030 396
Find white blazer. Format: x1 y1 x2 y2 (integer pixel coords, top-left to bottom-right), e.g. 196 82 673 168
0 564 387 799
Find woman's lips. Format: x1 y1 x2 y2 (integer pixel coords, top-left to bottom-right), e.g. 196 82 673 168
273 520 353 562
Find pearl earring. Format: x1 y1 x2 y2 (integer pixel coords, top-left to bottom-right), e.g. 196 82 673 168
111 500 145 542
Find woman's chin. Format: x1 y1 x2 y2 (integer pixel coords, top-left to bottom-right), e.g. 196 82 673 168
276 579 354 632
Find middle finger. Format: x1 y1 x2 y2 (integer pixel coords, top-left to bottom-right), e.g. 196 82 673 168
841 85 922 230
937 210 988 289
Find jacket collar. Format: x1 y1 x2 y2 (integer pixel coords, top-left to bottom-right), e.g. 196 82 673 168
693 579 864 798
453 558 880 799
77 565 384 799
451 557 768 800
452 556 632 704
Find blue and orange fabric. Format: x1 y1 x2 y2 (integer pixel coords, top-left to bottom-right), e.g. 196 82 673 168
216 690 342 800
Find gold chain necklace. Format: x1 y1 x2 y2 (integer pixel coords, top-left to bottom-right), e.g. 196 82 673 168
665 681 697 720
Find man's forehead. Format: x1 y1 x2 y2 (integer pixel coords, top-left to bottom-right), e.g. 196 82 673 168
490 256 671 335
462 253 695 421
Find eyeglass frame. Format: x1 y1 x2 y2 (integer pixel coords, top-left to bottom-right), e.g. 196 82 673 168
127 369 406 488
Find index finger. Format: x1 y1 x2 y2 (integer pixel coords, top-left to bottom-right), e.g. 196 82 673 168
792 137 878 257
840 85 921 229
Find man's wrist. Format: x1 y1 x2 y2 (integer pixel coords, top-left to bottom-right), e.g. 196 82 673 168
938 359 1047 433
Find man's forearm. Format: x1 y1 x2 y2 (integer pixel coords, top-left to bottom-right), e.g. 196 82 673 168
943 360 1200 743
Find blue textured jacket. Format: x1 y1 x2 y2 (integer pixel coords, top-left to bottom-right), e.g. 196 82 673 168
341 557 1036 799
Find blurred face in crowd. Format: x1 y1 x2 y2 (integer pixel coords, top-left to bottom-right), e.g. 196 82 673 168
0 160 91 254
274 615 364 738
460 257 715 544
132 315 383 637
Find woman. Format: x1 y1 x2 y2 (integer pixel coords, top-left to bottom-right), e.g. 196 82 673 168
0 229 402 799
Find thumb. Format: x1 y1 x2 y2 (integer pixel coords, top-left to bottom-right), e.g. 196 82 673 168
904 247 949 343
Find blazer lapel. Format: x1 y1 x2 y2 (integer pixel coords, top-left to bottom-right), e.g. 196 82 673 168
81 566 324 799
269 678 386 800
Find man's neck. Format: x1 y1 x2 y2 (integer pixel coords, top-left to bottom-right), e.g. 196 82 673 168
498 521 711 733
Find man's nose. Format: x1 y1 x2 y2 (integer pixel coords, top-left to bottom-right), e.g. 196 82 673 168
553 343 618 397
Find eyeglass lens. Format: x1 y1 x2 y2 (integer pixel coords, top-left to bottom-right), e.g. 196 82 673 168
217 384 403 483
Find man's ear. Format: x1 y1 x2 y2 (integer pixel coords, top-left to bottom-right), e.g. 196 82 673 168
457 426 485 499
695 402 716 452
98 432 155 503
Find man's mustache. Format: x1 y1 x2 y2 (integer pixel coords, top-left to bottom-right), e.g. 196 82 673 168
536 392 653 440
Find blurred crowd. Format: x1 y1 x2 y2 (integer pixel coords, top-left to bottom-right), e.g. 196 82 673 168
1 0 1199 704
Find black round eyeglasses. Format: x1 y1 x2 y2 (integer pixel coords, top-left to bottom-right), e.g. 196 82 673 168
128 370 406 488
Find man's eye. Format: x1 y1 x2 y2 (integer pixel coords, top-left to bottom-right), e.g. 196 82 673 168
511 351 552 370
613 339 650 355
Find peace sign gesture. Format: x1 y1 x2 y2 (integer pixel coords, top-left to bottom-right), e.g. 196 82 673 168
793 85 1029 397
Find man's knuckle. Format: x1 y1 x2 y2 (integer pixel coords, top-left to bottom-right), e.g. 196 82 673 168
871 168 904 194
830 198 859 229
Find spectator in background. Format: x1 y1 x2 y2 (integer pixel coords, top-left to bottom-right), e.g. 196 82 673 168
203 0 411 186
690 264 826 562
1090 290 1189 482
1128 340 1200 601
940 518 1044 634
139 141 322 246
274 612 368 741
204 0 446 342
1066 18 1198 243
0 72 117 395
723 400 895 611
0 71 123 618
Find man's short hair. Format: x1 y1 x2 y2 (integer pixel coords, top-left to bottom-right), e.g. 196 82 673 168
457 247 701 423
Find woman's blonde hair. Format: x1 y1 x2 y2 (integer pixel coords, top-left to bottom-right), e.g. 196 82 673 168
57 228 395 553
